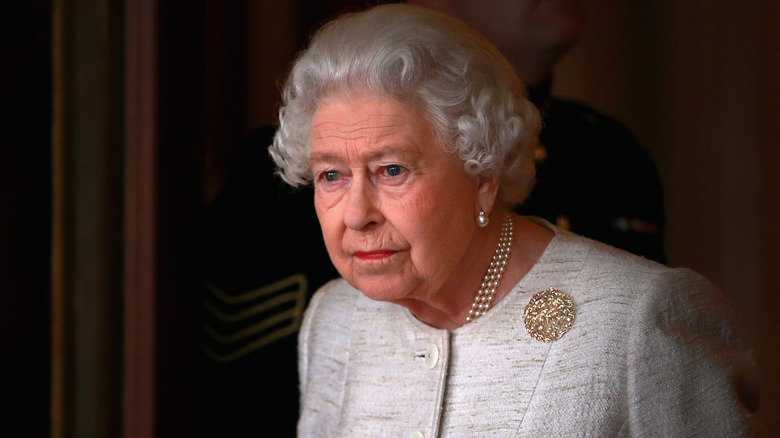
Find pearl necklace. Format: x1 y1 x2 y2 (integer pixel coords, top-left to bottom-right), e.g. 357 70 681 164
466 214 514 324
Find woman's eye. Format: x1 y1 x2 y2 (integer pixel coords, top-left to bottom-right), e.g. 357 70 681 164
323 170 339 182
385 165 404 177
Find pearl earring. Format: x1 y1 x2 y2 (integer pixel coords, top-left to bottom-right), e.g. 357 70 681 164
476 211 489 228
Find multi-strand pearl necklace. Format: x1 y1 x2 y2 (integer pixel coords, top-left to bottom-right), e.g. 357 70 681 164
465 214 514 324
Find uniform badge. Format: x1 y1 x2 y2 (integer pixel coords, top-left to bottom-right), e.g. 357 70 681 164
202 273 308 363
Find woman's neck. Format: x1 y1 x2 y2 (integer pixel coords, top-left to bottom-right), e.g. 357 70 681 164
398 214 554 330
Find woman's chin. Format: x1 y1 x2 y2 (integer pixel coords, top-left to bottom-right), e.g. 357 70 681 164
348 276 411 303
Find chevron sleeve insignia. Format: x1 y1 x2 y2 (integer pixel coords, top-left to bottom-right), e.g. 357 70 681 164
200 274 308 363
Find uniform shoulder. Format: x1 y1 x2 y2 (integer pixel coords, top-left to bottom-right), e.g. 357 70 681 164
548 99 627 128
546 99 641 148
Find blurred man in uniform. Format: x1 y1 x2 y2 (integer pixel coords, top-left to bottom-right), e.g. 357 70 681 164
195 126 338 437
410 0 666 262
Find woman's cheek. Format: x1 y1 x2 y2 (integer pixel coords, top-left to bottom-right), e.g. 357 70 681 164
315 185 347 213
405 196 439 219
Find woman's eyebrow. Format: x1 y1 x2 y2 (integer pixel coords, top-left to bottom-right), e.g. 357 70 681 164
362 143 422 161
309 151 343 166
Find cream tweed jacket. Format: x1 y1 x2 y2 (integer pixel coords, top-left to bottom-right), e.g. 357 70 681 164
297 224 761 437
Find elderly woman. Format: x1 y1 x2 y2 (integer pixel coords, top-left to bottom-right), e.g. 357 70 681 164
269 4 761 437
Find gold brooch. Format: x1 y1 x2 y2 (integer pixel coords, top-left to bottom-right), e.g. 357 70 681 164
523 288 575 342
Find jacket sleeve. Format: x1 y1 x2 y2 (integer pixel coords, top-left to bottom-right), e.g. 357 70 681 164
624 268 764 437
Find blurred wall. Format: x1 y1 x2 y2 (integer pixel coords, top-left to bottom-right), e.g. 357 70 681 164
554 0 780 430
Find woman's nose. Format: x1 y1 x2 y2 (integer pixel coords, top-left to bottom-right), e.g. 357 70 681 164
343 177 381 230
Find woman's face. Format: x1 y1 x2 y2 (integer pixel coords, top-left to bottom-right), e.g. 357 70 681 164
309 94 490 305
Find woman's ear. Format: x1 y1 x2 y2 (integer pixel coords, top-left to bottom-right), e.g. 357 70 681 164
476 175 500 215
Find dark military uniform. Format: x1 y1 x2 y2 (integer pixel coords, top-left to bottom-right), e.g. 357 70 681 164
195 126 338 437
517 82 666 263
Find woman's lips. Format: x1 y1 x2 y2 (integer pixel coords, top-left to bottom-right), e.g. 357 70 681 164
353 250 397 261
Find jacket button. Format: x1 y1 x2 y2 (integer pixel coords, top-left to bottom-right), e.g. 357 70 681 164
409 431 424 438
423 343 438 369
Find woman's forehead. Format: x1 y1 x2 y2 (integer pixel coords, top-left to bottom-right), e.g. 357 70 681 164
310 95 436 154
